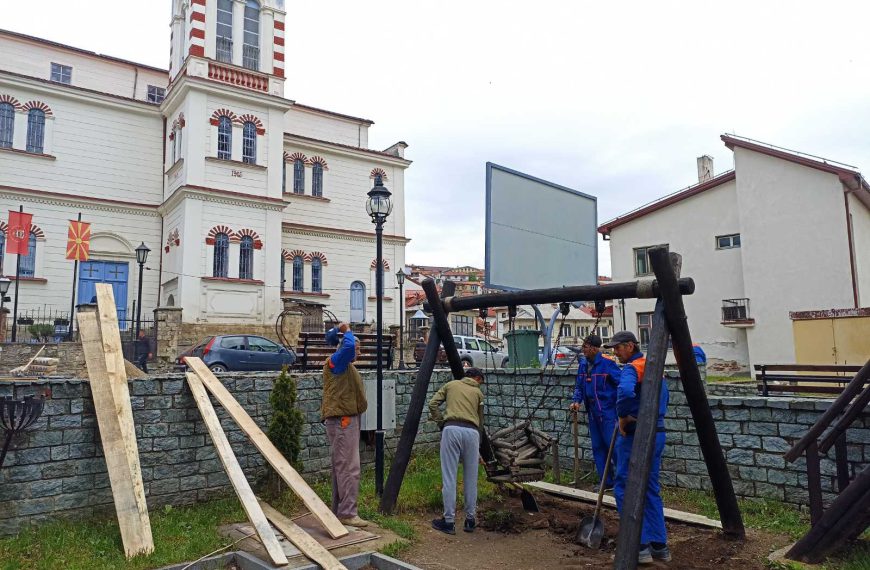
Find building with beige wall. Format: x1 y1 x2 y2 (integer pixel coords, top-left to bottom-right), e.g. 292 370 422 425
599 135 870 372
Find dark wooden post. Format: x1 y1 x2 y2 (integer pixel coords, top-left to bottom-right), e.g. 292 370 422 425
818 382 870 454
379 280 456 514
648 247 745 538
835 434 850 492
613 296 669 570
424 280 465 380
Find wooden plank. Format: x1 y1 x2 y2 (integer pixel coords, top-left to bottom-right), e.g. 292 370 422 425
259 501 347 570
77 308 154 558
10 345 45 375
527 481 723 529
125 359 147 379
185 357 348 539
186 372 288 566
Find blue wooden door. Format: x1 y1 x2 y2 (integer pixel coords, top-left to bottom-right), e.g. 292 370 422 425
350 281 365 323
78 261 130 328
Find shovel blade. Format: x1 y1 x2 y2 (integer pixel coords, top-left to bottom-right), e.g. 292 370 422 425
520 489 539 513
576 515 604 549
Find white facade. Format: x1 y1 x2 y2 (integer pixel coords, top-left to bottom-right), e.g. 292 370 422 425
0 9 410 332
601 135 870 371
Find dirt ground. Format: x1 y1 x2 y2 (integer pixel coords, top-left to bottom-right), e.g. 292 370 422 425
403 491 790 570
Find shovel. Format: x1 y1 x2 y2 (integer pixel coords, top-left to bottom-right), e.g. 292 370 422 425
576 423 619 549
571 409 580 488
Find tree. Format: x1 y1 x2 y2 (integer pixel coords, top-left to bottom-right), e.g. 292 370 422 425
268 366 304 471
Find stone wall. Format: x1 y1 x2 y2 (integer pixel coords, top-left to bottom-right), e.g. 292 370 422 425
0 342 88 378
0 368 865 536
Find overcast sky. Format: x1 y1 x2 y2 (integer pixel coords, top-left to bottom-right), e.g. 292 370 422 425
6 1 870 277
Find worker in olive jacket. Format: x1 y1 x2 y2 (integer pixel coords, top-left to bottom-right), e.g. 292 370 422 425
321 323 368 527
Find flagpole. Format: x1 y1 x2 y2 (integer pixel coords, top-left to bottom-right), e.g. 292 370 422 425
10 205 22 342
67 212 81 341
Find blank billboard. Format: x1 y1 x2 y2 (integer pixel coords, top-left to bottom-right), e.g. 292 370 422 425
485 163 597 291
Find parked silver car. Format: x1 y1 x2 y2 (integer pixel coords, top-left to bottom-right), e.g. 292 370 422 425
453 335 509 369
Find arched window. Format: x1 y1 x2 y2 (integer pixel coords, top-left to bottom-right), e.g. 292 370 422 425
292 256 303 291
311 258 322 293
0 103 13 148
242 0 261 70
170 130 177 164
242 121 256 164
19 232 37 278
26 109 45 154
176 125 183 161
350 281 365 322
312 163 323 197
0 231 5 273
217 116 232 160
239 236 254 279
293 159 305 194
213 232 229 277
282 160 287 193
216 0 233 63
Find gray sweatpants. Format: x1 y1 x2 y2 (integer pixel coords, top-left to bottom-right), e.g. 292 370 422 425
325 415 361 519
440 425 480 523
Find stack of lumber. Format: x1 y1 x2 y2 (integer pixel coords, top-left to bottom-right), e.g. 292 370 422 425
490 420 554 471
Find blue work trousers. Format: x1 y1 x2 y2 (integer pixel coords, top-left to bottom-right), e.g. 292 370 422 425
613 430 667 545
587 410 617 486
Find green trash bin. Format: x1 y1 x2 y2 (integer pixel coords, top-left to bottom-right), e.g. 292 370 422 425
504 329 541 369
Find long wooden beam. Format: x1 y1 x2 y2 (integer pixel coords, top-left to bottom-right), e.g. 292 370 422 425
649 248 745 538
441 278 695 312
185 357 348 539
260 501 347 570
423 279 465 380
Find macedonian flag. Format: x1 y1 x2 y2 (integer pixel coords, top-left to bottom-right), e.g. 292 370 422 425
66 220 91 261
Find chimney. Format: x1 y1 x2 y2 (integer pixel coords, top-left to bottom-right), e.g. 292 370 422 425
697 155 714 183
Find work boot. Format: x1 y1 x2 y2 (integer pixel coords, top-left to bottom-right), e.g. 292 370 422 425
339 515 370 528
432 517 456 535
637 545 653 565
464 516 476 533
651 542 672 562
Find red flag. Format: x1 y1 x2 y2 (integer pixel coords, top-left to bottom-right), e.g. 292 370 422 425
6 210 33 255
66 220 91 261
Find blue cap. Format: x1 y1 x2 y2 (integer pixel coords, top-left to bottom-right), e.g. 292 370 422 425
325 327 340 347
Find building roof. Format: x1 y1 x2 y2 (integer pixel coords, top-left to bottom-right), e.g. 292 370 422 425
291 102 374 126
0 28 167 74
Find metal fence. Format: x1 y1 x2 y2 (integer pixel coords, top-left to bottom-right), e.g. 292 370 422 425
2 307 154 345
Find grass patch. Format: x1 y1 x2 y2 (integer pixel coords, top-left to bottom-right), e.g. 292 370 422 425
707 375 753 384
0 497 245 570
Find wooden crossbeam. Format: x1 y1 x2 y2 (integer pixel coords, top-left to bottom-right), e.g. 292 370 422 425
186 371 288 566
185 357 348 539
259 501 347 570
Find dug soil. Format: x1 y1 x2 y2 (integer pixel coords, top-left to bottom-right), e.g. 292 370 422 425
403 491 791 569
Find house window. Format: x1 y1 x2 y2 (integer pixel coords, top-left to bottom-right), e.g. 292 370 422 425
311 258 322 293
176 125 182 160
560 324 572 337
637 312 653 350
634 244 667 276
312 163 323 197
280 255 286 291
239 236 254 279
242 122 256 164
147 85 165 103
282 161 286 193
216 0 234 63
171 131 176 164
716 234 741 249
50 63 72 84
450 314 473 336
26 109 45 154
213 233 229 278
0 103 13 148
217 116 232 160
293 159 305 194
292 256 303 291
19 233 37 278
242 0 260 71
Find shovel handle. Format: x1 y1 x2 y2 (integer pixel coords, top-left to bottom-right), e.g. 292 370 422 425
593 424 620 517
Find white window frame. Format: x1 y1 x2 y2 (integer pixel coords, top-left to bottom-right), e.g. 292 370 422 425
50 63 72 84
147 85 166 103
633 244 668 277
716 233 741 250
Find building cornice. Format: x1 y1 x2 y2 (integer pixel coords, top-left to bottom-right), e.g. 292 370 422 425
160 185 288 214
0 184 161 216
0 70 162 116
284 133 412 167
290 103 374 126
282 222 410 245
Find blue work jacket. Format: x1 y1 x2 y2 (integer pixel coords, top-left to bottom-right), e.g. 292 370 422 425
572 352 621 417
616 352 669 429
329 329 356 374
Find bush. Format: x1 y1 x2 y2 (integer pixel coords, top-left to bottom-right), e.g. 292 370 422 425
28 324 54 342
268 366 304 471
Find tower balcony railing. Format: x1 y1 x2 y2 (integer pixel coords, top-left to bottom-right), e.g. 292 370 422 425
207 60 268 92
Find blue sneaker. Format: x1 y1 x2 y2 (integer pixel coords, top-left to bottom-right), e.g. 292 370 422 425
464 517 476 533
638 545 653 565
432 517 456 535
651 543 672 562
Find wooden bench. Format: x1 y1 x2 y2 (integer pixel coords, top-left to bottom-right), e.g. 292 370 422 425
295 331 393 371
755 364 865 396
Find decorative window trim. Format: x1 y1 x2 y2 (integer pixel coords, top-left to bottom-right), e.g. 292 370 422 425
305 251 328 265
21 101 53 116
370 167 388 181
164 228 181 253
236 228 263 249
309 156 328 170
0 95 22 110
237 113 265 135
284 151 308 164
370 258 390 270
210 108 238 125
206 224 236 245
282 248 305 261
29 224 45 240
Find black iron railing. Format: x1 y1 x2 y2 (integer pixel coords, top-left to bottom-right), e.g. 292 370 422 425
722 298 750 322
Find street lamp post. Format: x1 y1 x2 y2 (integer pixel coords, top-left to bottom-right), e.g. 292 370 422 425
135 242 150 337
0 277 10 342
366 177 392 497
396 268 406 369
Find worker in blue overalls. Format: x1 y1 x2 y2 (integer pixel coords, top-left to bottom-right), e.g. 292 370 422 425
605 330 670 565
569 334 622 489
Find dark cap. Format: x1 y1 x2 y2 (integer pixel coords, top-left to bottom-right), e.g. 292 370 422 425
583 334 602 348
465 367 486 381
603 330 639 348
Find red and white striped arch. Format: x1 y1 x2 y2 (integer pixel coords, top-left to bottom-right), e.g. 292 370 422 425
309 156 329 170
236 228 263 249
0 95 22 110
237 114 265 135
273 18 285 78
306 251 328 265
205 225 235 245
370 259 390 270
21 100 53 116
283 248 306 261
370 167 388 181
284 151 308 164
210 108 238 126
188 0 206 58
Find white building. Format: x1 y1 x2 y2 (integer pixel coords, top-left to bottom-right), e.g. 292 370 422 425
599 135 870 372
0 1 410 338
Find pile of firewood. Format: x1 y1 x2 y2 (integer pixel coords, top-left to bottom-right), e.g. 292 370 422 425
489 420 554 471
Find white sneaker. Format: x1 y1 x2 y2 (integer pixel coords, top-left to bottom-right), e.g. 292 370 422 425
339 515 370 527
